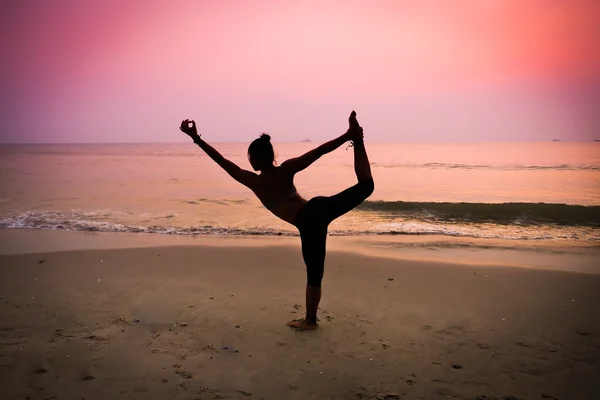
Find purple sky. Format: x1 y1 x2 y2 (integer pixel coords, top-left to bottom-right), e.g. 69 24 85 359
1 0 599 143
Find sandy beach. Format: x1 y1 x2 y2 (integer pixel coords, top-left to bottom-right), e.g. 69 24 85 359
0 229 599 400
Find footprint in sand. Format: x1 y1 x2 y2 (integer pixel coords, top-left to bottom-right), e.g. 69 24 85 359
175 369 193 379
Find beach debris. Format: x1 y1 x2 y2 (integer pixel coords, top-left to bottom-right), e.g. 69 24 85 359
293 304 301 310
388 278 394 281
38 259 45 264
451 364 462 369
82 374 95 381
221 346 228 350
34 368 48 374
237 390 251 397
100 260 103 263
179 322 188 327
133 318 140 323
187 304 194 308
431 361 441 365
233 349 239 353
235 325 241 329
502 318 506 321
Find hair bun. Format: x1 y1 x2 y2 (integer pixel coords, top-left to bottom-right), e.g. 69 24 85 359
259 133 271 142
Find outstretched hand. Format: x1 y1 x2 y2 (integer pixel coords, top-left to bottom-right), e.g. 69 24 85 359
179 119 200 140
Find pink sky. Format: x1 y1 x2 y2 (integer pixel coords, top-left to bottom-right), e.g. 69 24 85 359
1 0 599 143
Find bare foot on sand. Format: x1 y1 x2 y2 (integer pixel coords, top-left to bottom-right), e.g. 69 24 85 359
287 318 319 331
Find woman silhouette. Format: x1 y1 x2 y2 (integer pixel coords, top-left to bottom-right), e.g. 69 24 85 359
179 111 374 330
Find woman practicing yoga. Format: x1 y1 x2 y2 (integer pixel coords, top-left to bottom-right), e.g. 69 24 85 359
179 111 374 330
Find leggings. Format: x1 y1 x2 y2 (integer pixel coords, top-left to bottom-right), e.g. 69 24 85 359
293 178 374 287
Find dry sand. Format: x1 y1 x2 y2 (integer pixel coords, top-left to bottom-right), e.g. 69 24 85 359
0 229 599 400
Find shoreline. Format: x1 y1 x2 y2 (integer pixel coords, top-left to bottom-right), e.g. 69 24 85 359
1 228 599 275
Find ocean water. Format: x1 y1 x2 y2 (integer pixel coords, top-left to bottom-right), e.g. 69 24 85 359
0 142 598 244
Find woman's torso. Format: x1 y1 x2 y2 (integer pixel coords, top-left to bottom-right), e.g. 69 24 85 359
252 167 307 225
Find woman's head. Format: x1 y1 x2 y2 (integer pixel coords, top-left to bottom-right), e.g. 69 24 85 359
248 133 275 171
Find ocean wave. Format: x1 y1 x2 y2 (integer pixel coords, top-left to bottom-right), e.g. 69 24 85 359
0 211 293 236
372 162 600 171
0 211 597 242
183 198 249 206
356 201 600 227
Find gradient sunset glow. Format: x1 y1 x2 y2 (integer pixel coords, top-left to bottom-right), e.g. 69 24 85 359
1 0 599 143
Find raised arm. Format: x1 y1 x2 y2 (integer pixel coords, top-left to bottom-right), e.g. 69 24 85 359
180 120 257 189
281 133 349 174
281 111 363 175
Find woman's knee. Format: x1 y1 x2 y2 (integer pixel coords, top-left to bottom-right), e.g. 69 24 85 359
359 178 374 198
307 277 322 287
306 267 323 287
